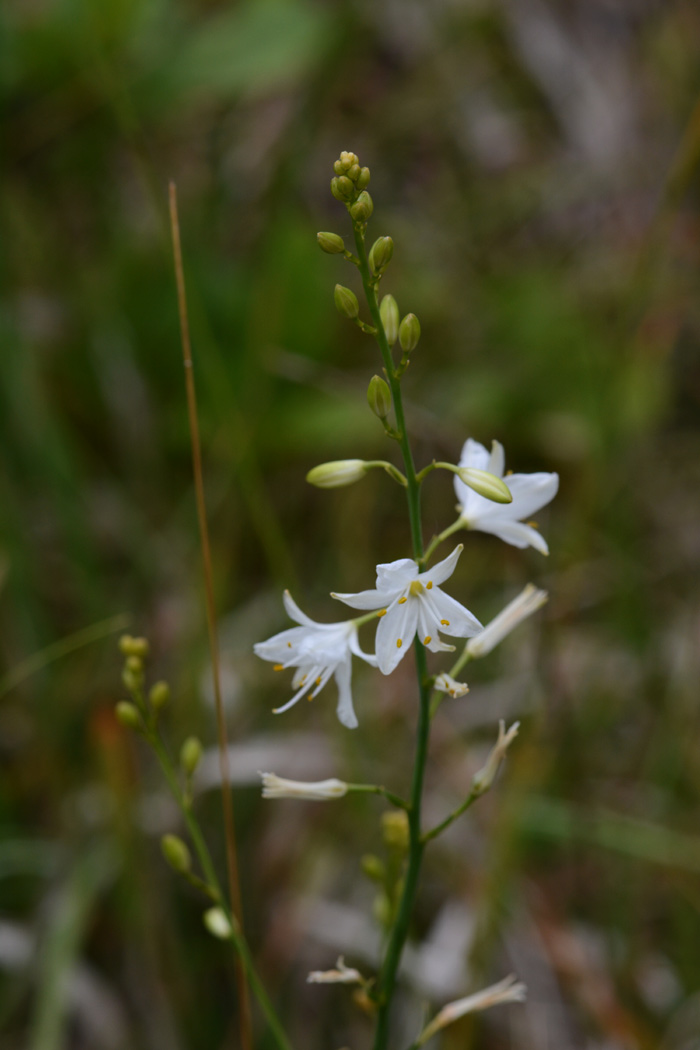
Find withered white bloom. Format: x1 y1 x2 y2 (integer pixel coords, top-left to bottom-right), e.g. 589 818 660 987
332 545 482 675
254 591 377 729
260 772 347 801
434 672 469 698
455 439 558 554
472 720 520 796
466 583 548 658
307 956 363 985
417 974 526 1045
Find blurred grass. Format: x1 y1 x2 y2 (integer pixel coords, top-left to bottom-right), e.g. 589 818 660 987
2 0 700 1047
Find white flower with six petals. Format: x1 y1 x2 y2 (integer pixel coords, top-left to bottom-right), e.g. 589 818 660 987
332 544 481 675
454 439 558 555
254 591 376 729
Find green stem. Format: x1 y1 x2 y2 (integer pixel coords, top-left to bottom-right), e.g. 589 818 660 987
420 518 464 567
346 783 410 810
422 790 478 844
146 729 293 1050
352 222 434 1050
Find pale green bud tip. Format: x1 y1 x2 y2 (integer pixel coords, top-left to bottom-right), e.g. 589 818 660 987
306 460 368 488
357 166 370 189
180 736 203 776
203 907 232 940
149 680 170 709
338 150 359 170
380 294 399 345
382 810 409 851
350 191 373 222
119 634 150 658
334 284 359 319
367 375 392 420
369 236 394 275
161 833 191 873
458 467 512 504
317 231 345 254
115 701 142 730
399 313 421 353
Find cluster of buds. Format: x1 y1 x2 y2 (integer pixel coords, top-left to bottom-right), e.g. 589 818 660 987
115 633 171 733
331 151 372 222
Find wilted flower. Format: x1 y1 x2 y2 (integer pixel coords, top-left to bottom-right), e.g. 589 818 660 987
454 439 558 554
472 720 520 796
260 773 348 801
254 591 377 729
307 956 364 985
417 974 526 1044
466 583 548 658
434 672 469 698
332 545 481 675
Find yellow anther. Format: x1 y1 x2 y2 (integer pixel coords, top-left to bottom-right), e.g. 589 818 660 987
424 636 432 644
398 596 407 605
506 469 513 475
527 520 539 528
377 609 387 617
409 580 424 597
315 677 322 686
274 664 284 671
426 581 433 589
287 641 292 648
440 619 450 626
396 639 402 648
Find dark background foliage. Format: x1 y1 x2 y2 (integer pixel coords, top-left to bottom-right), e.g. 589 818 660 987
2 0 700 1047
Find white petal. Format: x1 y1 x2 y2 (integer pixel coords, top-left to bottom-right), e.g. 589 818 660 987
458 438 490 471
375 558 418 590
331 587 388 611
481 471 558 522
375 600 418 675
417 601 455 651
282 590 318 628
419 544 463 587
273 667 320 713
476 518 550 554
348 629 378 667
334 659 358 729
425 589 482 638
254 626 309 662
488 439 505 478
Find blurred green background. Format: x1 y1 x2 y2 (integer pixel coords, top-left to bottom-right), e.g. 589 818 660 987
2 0 700 1047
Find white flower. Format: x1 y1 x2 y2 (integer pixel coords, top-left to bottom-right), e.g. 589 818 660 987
455 439 558 554
254 591 377 729
434 673 469 698
466 584 548 658
332 545 482 675
417 974 526 1044
472 720 520 796
260 772 347 800
307 956 364 985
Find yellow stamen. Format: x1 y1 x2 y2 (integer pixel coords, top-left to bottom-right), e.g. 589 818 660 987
377 609 387 617
409 580 425 597
440 619 450 626
396 639 402 648
506 469 513 475
527 520 539 528
398 596 407 605
315 677 322 686
426 581 433 589
274 664 284 671
287 641 292 648
424 636 432 644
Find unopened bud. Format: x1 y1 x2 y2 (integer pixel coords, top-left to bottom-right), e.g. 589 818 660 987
203 906 232 940
333 159 344 175
180 736 203 776
334 284 359 319
399 313 421 353
350 191 373 222
357 167 371 189
339 151 358 170
367 375 392 420
373 893 392 927
361 854 385 882
347 163 361 181
369 236 394 274
317 231 345 255
457 467 512 504
115 701 142 730
161 833 191 874
382 810 409 851
119 634 150 658
149 680 170 709
126 654 143 675
336 175 354 200
307 459 367 488
380 294 399 345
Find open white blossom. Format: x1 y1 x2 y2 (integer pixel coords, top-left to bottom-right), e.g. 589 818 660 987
260 772 347 801
332 545 482 675
466 584 548 658
254 591 377 729
455 439 558 554
434 672 469 698
417 974 526 1044
472 720 520 796
307 956 364 985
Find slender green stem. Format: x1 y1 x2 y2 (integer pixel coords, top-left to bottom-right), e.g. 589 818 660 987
422 790 478 844
352 221 434 1050
420 518 464 567
346 784 410 810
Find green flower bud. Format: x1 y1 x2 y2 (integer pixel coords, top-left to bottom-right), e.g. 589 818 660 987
357 167 371 189
126 654 143 675
373 892 392 928
317 231 345 254
333 159 344 175
347 163 361 181
121 667 140 692
161 834 191 874
369 236 394 274
361 854 386 882
382 810 409 851
456 467 512 504
350 191 373 222
399 313 421 353
180 736 203 776
334 284 359 319
149 680 170 709
380 294 399 345
119 634 150 658
115 701 142 730
339 150 358 171
307 459 368 488
367 375 392 420
203 906 232 940
330 177 345 202
335 175 354 200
